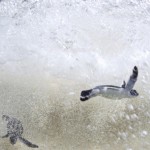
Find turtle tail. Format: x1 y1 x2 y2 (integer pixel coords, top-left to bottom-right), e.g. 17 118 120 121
19 136 38 148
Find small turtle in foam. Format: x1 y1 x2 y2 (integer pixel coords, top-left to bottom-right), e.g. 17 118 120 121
80 66 139 101
2 115 38 148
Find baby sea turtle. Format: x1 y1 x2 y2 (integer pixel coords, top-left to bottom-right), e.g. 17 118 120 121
80 66 138 101
2 115 38 148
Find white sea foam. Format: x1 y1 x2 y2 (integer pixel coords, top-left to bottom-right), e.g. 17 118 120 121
0 0 150 150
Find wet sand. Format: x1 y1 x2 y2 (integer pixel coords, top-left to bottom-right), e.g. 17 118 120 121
0 72 149 150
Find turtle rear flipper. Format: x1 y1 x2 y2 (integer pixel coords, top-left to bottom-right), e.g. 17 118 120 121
19 137 38 148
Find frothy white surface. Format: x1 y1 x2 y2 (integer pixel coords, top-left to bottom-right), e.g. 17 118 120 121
0 0 150 150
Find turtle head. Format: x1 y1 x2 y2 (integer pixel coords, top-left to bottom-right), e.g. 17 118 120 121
130 89 139 97
10 136 17 145
2 115 10 121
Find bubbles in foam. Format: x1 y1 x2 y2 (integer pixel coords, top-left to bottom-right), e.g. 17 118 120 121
127 104 134 111
140 130 148 137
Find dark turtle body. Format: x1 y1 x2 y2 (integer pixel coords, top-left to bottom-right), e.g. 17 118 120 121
2 115 38 148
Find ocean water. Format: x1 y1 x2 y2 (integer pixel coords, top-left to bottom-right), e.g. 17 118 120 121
0 0 150 150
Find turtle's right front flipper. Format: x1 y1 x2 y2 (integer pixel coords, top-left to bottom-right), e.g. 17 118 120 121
19 137 38 148
125 66 138 91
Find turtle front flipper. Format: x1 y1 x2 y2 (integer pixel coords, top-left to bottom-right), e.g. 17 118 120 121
19 137 38 148
121 81 126 88
2 133 9 138
126 66 138 91
10 136 17 145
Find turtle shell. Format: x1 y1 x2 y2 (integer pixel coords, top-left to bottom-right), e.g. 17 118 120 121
3 115 23 137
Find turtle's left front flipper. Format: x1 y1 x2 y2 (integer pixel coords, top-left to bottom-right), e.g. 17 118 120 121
19 137 39 148
2 133 9 138
125 66 138 91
